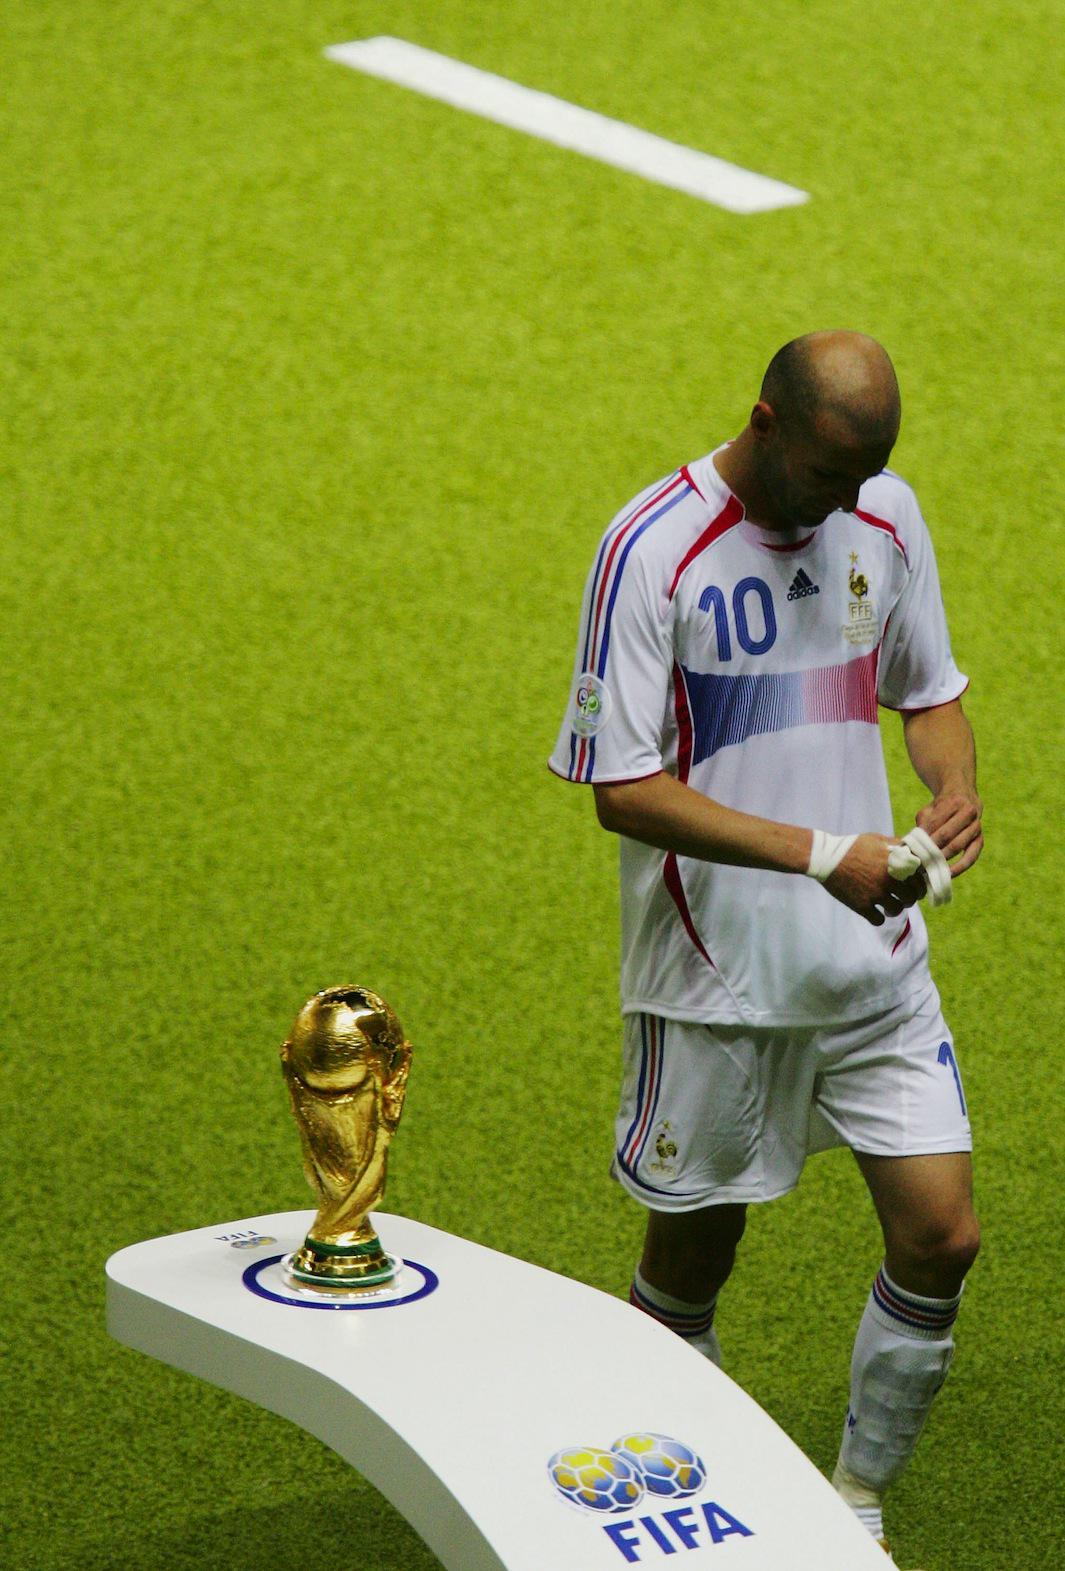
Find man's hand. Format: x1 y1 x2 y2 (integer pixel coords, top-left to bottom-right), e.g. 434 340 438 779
824 833 926 926
916 789 984 878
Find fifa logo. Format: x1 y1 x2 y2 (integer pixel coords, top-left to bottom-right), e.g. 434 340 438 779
547 1432 754 1561
214 1231 278 1249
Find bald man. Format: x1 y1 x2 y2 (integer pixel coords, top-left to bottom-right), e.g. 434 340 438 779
550 332 982 1564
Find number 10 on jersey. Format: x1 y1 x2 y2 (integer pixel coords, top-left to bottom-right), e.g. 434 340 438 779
699 577 777 660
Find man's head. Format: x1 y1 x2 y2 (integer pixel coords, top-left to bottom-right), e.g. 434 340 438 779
746 331 901 530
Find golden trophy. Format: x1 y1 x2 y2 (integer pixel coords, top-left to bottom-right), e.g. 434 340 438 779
280 984 412 1292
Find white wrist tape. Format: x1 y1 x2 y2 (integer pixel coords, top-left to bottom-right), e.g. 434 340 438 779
887 826 953 908
806 829 858 883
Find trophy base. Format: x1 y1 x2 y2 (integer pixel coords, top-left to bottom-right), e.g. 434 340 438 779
284 1234 397 1291
280 1252 402 1297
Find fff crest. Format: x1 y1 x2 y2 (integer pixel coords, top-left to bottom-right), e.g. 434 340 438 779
847 550 869 600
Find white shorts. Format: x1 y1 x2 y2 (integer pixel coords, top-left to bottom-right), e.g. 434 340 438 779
612 990 972 1210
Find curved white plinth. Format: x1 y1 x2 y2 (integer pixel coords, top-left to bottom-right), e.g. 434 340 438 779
106 1211 887 1571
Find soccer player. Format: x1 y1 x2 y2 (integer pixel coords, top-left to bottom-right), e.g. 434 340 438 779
549 332 982 1565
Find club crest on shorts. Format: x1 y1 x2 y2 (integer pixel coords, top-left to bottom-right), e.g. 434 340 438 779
571 671 613 736
651 1121 679 1175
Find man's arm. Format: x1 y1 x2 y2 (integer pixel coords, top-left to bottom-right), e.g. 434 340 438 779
593 773 923 926
902 697 983 877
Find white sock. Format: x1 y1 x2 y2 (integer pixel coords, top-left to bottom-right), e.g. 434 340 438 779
832 1458 885 1540
629 1266 722 1367
836 1263 962 1529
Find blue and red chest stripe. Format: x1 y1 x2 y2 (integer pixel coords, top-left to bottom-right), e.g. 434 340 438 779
679 645 880 763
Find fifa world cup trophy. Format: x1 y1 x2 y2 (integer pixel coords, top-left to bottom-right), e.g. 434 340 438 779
280 985 412 1291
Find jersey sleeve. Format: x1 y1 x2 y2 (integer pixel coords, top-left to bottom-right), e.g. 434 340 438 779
877 491 968 711
549 533 673 783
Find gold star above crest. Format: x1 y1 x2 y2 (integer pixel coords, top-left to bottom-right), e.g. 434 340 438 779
849 551 859 565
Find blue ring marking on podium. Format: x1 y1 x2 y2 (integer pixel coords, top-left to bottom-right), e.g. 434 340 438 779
243 1255 440 1310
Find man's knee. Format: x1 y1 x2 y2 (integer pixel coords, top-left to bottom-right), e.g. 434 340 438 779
859 1152 980 1290
641 1202 748 1298
890 1211 981 1281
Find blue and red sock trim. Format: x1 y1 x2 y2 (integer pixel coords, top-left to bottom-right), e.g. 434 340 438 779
871 1266 961 1339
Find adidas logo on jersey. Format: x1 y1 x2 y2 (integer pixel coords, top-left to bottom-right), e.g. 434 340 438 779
787 568 820 601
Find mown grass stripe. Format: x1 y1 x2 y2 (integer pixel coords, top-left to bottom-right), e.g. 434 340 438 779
324 36 809 214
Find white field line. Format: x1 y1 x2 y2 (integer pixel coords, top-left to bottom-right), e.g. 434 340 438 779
324 37 808 215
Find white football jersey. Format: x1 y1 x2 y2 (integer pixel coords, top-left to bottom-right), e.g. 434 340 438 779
549 450 968 1026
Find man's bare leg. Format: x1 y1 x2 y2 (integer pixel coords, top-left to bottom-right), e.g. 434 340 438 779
629 1203 748 1366
857 1151 979 1299
640 1202 748 1298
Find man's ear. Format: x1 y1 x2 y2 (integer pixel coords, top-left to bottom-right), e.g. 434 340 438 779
750 400 776 439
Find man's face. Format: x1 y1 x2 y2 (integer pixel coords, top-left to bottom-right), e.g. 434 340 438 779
759 408 896 530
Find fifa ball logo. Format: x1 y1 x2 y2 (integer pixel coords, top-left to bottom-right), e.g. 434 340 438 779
548 1447 644 1513
613 1433 707 1499
548 1433 707 1513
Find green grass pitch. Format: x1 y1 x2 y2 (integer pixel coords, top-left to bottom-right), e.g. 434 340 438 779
2 1 1062 1567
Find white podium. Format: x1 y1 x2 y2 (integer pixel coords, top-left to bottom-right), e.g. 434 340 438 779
106 1210 887 1570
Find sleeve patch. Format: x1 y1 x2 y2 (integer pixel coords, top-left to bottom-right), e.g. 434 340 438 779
570 672 613 736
